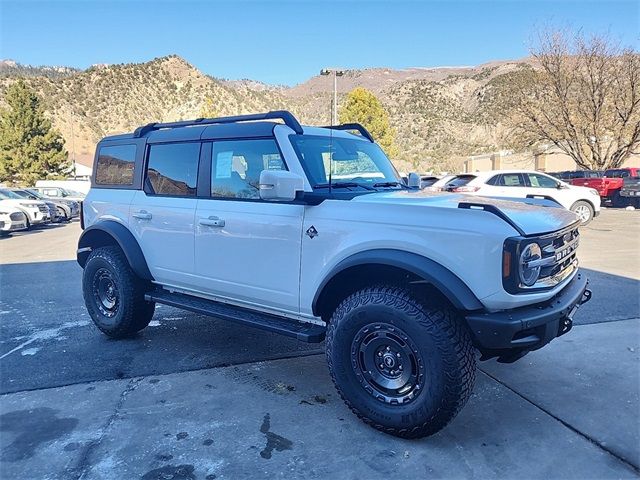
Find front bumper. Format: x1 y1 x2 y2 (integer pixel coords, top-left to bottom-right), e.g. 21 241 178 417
466 272 591 361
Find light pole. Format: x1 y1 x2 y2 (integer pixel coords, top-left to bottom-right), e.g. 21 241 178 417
320 68 344 126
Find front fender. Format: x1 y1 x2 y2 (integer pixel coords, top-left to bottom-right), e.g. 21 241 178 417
312 249 484 314
77 220 153 280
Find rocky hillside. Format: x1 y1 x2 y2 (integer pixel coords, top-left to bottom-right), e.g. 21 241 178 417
0 56 535 172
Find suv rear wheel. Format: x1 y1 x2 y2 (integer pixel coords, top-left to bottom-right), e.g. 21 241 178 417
82 246 155 338
326 285 476 438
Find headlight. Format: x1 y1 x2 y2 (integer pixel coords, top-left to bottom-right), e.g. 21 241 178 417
519 243 542 286
19 202 37 209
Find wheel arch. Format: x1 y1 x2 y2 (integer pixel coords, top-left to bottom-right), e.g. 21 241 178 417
77 220 153 280
312 249 484 320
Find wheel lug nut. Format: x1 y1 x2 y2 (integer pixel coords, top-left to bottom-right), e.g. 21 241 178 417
377 352 382 357
379 364 384 369
386 346 390 351
399 366 403 371
396 353 401 358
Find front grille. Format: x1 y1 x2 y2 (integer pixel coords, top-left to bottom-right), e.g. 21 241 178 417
528 227 579 289
10 212 24 221
37 204 48 213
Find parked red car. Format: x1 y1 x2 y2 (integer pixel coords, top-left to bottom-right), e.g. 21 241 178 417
571 167 640 206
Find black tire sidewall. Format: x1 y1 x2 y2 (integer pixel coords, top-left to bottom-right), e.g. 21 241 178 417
83 253 128 333
328 292 457 433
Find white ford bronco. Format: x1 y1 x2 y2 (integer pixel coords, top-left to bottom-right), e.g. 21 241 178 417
78 111 592 438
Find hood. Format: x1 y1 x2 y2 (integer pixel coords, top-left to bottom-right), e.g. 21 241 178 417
351 190 579 236
0 199 42 208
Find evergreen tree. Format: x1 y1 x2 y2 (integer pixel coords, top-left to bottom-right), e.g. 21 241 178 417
339 87 398 159
0 80 69 185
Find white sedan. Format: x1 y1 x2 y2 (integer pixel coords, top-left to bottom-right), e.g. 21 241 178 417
442 170 601 225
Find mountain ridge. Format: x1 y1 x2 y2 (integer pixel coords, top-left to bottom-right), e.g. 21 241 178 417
0 55 534 172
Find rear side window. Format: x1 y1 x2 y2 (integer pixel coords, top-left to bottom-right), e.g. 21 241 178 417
146 143 200 196
95 145 137 185
486 175 500 186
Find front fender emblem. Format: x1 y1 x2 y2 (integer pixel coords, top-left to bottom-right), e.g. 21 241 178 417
306 226 318 239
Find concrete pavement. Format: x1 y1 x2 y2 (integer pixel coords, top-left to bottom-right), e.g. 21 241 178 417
1 320 638 480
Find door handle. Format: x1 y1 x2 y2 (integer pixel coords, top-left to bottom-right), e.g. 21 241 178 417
132 210 152 220
199 216 225 227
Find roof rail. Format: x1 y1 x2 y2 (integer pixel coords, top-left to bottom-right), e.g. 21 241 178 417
321 123 374 142
133 110 304 138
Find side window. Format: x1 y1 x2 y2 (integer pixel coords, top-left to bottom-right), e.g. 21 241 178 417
43 189 58 196
95 144 136 185
146 143 200 196
498 173 525 187
486 175 500 186
211 139 285 199
527 173 558 188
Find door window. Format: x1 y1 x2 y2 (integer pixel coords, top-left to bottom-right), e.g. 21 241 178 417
210 139 285 199
146 143 200 196
498 173 525 187
526 173 558 188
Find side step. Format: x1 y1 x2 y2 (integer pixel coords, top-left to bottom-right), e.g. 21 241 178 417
145 289 326 343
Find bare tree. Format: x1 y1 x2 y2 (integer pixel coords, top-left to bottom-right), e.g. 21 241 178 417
513 30 640 170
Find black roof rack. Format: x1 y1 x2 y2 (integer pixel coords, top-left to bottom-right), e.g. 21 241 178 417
320 123 375 142
133 110 303 138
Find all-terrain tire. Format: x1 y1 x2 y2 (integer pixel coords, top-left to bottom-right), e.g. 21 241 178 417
82 246 155 338
570 200 594 225
326 285 476 438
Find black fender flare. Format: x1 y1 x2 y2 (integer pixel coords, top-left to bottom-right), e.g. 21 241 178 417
77 220 153 280
312 249 484 314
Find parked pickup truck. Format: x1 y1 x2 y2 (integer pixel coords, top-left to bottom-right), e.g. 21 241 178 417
621 176 640 208
572 167 640 207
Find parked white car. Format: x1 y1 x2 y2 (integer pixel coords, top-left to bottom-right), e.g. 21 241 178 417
32 186 85 202
0 188 51 228
442 170 601 225
0 205 28 235
423 174 456 192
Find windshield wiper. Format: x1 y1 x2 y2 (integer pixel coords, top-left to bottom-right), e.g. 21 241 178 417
313 182 375 191
373 181 408 189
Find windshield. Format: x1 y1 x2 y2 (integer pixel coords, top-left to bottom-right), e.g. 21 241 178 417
9 190 30 198
289 134 401 188
0 189 22 199
64 189 84 196
24 189 45 199
604 169 635 178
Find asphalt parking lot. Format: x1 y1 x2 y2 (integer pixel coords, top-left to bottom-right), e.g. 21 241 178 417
1 210 639 479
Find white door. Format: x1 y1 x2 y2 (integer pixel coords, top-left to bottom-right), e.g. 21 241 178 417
193 138 304 314
524 172 571 209
129 142 200 288
480 172 527 198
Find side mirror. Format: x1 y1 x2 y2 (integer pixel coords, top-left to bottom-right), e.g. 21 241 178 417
407 172 421 189
259 170 304 201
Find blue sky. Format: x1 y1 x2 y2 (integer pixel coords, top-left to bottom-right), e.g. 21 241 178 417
1 0 638 85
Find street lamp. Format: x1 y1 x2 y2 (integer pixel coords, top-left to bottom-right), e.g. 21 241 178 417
320 68 345 126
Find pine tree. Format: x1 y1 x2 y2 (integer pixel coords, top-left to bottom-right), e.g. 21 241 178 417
339 87 399 159
0 80 69 185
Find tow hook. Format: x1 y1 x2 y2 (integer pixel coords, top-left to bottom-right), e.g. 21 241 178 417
579 288 593 306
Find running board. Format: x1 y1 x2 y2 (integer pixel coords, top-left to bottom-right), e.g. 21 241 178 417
145 289 326 343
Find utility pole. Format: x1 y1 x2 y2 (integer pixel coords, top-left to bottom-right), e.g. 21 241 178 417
320 68 345 126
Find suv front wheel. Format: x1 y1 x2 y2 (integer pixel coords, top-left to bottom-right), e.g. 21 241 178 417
326 285 476 438
82 246 155 338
